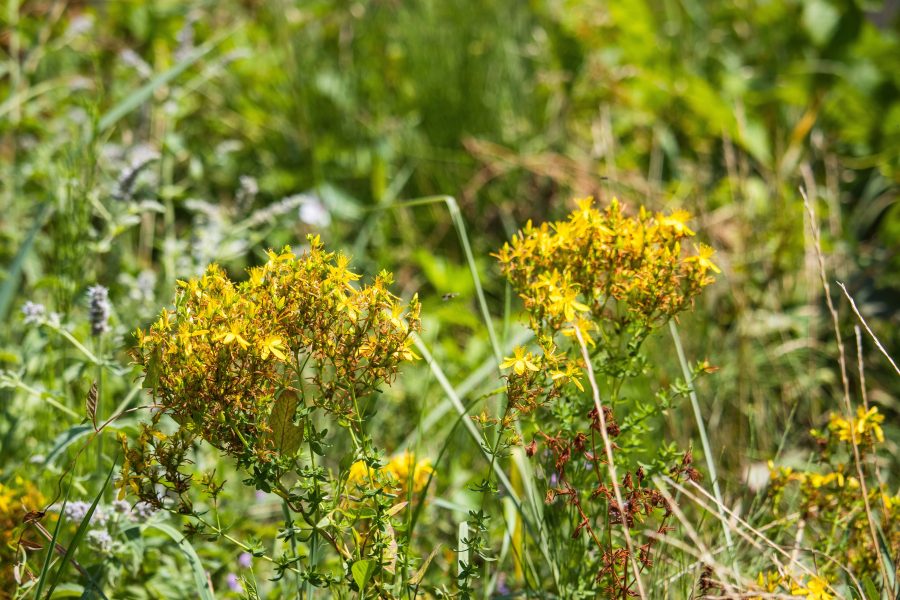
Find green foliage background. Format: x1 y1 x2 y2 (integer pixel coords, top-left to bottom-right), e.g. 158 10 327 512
1 0 898 597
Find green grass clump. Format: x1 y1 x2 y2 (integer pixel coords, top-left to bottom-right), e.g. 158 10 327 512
1 2 898 598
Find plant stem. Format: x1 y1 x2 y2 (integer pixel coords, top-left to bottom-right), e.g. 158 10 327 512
573 327 647 600
668 319 734 552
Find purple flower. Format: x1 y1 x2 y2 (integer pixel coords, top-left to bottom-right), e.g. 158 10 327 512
238 552 252 569
86 285 111 336
132 501 156 520
87 529 113 552
497 573 510 595
226 573 243 593
549 473 558 487
21 301 45 325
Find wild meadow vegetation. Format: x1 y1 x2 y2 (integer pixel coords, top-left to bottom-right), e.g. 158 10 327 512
1 1 899 598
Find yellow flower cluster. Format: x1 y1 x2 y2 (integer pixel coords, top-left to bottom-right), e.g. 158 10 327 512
347 451 435 499
495 197 719 341
754 571 833 600
0 477 46 590
828 405 885 445
768 460 860 491
765 404 899 578
131 236 420 469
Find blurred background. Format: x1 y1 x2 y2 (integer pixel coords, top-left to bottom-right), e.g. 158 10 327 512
0 0 898 593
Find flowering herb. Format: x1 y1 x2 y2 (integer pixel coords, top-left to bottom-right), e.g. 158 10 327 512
766 404 898 580
471 197 720 596
118 237 424 594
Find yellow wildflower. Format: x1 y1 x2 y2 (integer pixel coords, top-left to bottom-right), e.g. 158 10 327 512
829 405 885 445
550 361 585 392
213 321 251 349
685 243 721 274
658 209 696 237
500 347 541 376
791 576 833 600
385 451 435 494
258 335 287 360
549 284 591 322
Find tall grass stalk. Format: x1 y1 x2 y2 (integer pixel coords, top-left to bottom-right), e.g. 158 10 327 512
573 327 647 600
668 320 734 552
801 188 889 589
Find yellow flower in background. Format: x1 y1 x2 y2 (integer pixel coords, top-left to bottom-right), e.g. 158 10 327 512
829 405 885 445
756 570 784 593
500 347 541 376
347 452 435 497
347 460 374 487
754 572 832 600
385 451 435 494
791 576 833 600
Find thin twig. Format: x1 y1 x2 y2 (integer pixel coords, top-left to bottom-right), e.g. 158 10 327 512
668 320 734 552
801 187 888 587
651 476 740 595
837 281 899 376
573 327 647 600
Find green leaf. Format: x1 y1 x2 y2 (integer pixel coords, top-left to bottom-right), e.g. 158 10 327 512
0 201 52 322
142 348 161 390
267 390 303 457
351 559 376 590
34 477 71 600
408 545 440 586
47 583 85 598
141 523 214 600
96 32 231 134
45 461 117 598
876 524 898 597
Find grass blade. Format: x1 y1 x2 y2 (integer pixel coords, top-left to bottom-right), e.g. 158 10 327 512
142 523 215 600
33 478 71 600
669 319 734 552
367 195 503 363
44 461 117 598
0 201 52 322
95 30 233 134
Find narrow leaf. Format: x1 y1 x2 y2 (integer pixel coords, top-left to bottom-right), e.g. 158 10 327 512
43 425 93 468
876 524 898 597
142 523 214 600
0 201 52 321
408 545 440 586
33 477 71 600
96 32 230 134
45 461 117 597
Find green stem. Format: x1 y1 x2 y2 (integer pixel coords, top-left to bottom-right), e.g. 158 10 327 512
668 320 734 551
282 499 302 599
365 196 502 365
49 325 102 364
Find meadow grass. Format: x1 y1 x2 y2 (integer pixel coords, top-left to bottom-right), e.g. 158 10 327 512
1 2 898 599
